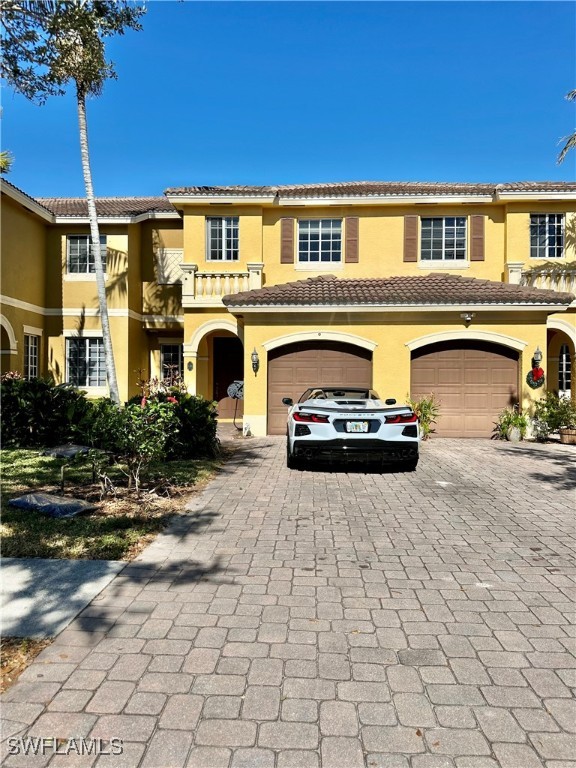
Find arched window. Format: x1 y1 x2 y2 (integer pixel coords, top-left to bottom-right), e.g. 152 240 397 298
559 344 572 395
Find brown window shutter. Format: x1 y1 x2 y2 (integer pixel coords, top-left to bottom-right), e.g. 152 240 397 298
280 218 295 263
403 215 418 262
345 217 359 263
470 215 485 261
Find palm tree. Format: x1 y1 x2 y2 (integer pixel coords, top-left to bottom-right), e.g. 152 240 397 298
0 1 145 404
558 89 576 164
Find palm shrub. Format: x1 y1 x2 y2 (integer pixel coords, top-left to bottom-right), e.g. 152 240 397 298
407 393 441 440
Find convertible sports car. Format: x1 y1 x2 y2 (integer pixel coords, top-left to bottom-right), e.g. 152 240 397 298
283 387 420 471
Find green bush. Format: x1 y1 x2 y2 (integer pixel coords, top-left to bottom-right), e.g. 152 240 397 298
407 393 440 440
493 404 528 440
533 392 576 441
127 390 219 459
0 375 91 448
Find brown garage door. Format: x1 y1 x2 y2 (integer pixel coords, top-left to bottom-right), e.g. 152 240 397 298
411 341 519 438
267 341 372 435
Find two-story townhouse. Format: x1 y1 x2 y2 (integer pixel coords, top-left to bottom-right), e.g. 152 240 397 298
2 179 575 438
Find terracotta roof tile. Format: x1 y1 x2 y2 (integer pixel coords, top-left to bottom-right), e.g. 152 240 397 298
165 181 576 198
223 274 574 308
36 196 176 217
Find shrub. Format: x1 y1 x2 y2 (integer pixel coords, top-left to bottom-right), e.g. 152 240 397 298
407 393 440 440
493 404 528 440
533 392 576 441
0 375 91 448
127 388 219 459
115 399 180 494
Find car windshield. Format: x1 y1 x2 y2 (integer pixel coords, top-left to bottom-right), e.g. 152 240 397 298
298 388 379 402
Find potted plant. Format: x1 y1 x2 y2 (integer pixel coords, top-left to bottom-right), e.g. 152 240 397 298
493 405 528 442
533 392 576 444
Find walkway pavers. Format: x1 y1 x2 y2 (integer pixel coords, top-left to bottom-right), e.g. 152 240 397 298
1 438 575 767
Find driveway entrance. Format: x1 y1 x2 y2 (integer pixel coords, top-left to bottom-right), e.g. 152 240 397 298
2 438 574 767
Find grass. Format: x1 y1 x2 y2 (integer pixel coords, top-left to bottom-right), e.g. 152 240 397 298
1 449 221 560
1 637 52 693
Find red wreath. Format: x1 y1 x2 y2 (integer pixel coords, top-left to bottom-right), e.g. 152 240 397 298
526 366 545 389
532 367 544 381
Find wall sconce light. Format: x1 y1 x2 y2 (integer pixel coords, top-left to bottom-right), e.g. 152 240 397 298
187 361 193 371
251 348 260 375
460 312 476 327
532 346 543 367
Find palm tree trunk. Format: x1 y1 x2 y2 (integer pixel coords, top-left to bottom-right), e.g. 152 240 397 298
76 87 120 405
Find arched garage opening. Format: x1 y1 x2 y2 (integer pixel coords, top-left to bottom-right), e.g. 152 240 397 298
411 340 519 438
267 341 372 435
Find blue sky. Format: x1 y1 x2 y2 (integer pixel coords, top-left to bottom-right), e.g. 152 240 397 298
2 1 575 197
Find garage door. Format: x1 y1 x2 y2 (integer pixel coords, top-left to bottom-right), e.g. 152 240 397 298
411 341 519 438
267 341 372 435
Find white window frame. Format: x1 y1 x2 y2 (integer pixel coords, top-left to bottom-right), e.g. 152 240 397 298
297 219 342 268
160 343 184 380
420 217 467 262
24 334 40 379
206 217 239 262
559 343 572 396
66 337 106 388
66 234 107 274
530 214 565 259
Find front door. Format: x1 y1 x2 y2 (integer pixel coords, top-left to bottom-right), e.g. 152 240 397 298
213 337 244 419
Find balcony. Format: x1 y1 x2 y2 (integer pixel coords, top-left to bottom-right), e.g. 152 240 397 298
506 261 576 301
181 262 264 307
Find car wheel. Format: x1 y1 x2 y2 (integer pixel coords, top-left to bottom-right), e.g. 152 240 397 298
403 459 418 472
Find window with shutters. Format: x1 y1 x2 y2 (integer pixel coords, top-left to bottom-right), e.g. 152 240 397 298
421 217 467 261
530 214 564 259
298 219 342 263
67 235 107 273
66 338 106 387
206 217 239 261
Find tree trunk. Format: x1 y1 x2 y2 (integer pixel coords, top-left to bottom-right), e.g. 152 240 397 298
76 88 120 405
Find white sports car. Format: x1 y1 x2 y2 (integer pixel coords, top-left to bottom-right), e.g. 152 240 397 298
283 387 420 471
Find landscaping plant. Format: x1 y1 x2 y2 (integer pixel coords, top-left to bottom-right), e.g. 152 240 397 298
533 391 576 441
493 404 528 440
407 393 440 439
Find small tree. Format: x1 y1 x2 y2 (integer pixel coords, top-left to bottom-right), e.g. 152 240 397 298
1 1 145 404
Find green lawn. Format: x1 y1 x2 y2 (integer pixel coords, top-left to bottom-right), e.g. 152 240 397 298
1 449 220 560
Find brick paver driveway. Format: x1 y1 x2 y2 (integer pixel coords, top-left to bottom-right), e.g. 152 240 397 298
2 438 575 768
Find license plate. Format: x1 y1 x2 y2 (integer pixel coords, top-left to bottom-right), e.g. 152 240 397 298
346 421 369 433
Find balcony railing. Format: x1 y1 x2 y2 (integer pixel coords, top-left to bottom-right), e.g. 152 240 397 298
181 262 264 307
506 261 576 300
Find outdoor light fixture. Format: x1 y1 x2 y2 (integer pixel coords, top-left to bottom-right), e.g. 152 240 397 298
533 346 543 366
460 312 475 327
187 361 193 371
251 348 260 375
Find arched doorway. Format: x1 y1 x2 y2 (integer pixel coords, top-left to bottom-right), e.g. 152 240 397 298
411 340 519 438
267 341 373 435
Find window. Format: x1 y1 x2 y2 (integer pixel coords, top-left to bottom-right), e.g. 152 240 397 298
160 344 183 380
24 334 39 379
206 217 239 261
66 338 106 387
67 235 107 273
298 219 342 263
421 217 467 261
530 214 564 259
559 344 572 394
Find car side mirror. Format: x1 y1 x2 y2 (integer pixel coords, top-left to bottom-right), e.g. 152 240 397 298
282 397 293 406
385 398 397 405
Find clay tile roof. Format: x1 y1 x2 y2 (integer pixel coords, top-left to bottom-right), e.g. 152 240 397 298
165 181 576 198
222 274 575 308
35 196 176 217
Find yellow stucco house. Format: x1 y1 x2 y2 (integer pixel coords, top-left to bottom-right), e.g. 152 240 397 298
1 179 574 437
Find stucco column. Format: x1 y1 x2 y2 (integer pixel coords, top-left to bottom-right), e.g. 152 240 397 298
183 346 198 395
